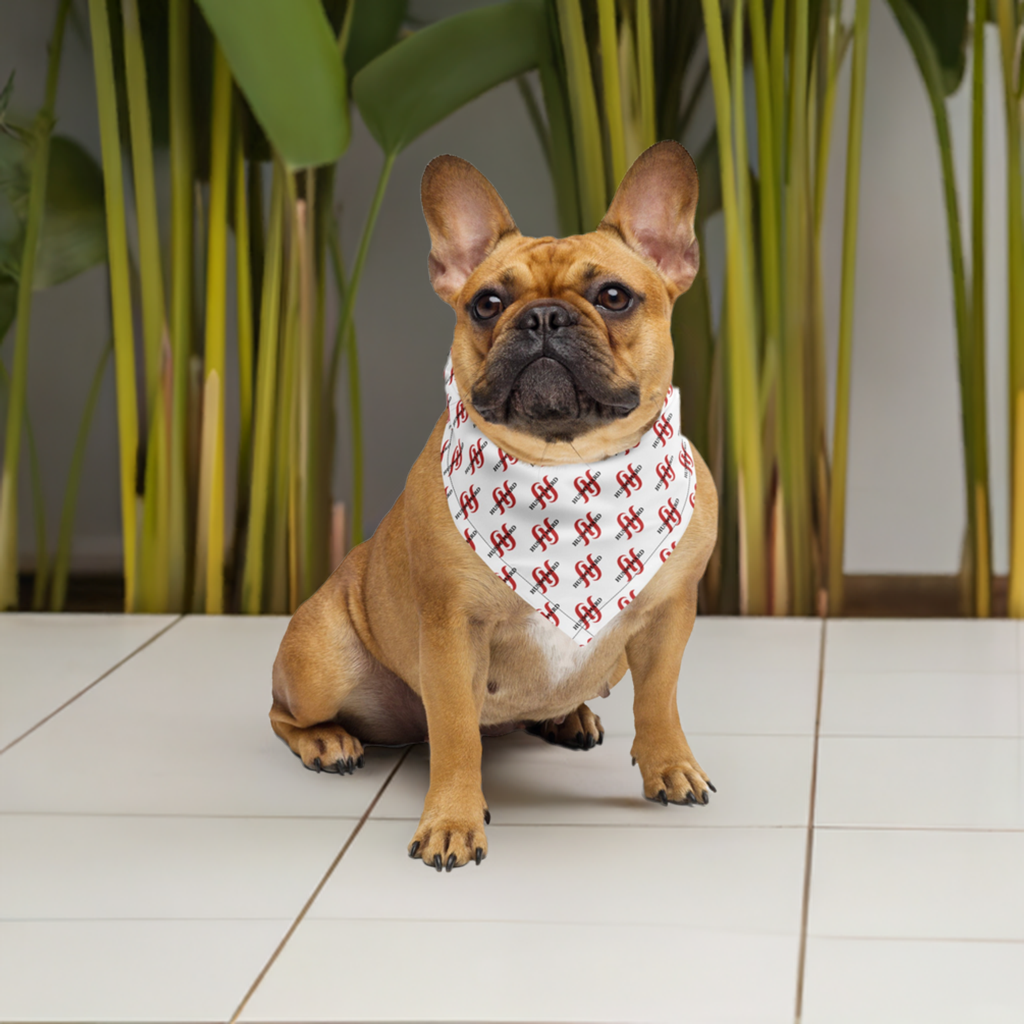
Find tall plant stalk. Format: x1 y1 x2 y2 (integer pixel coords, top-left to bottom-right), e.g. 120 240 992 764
0 0 71 610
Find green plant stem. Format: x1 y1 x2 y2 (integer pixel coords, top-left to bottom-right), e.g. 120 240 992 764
167 0 192 612
998 0 1024 614
233 113 254 563
50 342 113 611
828 0 870 616
194 45 232 613
969 0 992 616
700 0 768 615
122 0 171 612
88 0 140 612
635 0 656 150
555 0 607 230
241 162 285 614
0 0 71 610
328 150 396 546
596 0 627 188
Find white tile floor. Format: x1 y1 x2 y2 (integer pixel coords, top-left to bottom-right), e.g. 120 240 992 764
0 615 1020 1023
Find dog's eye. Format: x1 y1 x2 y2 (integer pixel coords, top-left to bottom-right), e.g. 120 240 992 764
473 294 504 321
596 285 631 312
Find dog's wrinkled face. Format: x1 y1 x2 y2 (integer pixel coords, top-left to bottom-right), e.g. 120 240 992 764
422 142 700 465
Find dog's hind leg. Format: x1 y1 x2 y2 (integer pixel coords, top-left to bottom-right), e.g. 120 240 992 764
270 556 427 773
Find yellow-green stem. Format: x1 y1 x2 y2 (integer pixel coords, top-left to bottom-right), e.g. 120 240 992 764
596 0 627 189
194 46 232 613
828 0 870 615
87 0 139 612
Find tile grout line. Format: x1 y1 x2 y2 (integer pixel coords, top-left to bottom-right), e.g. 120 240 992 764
227 746 412 1024
0 615 185 756
793 617 827 1024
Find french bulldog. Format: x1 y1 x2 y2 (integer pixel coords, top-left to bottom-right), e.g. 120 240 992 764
270 140 718 871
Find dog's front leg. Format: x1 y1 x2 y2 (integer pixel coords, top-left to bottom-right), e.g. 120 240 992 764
626 591 713 806
408 613 490 871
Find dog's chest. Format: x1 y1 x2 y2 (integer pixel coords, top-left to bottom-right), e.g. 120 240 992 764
483 608 624 724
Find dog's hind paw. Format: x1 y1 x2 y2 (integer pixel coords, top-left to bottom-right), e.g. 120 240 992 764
283 723 365 775
526 703 604 750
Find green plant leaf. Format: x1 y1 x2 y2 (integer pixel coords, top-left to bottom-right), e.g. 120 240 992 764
345 0 408 81
0 278 15 342
353 0 545 156
195 0 349 168
0 134 107 290
887 0 962 104
35 136 107 288
891 0 969 96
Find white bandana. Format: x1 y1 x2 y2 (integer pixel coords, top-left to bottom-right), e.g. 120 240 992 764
440 354 697 645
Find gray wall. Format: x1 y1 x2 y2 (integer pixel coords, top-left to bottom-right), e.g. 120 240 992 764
0 0 1012 579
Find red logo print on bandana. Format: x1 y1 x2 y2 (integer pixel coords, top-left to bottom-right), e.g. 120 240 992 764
454 400 469 429
616 505 644 539
575 597 602 627
497 566 517 590
679 443 695 474
541 602 560 626
530 475 558 510
659 541 678 563
468 439 486 475
573 470 601 504
531 517 559 552
574 512 601 547
617 589 637 610
655 455 675 489
653 413 675 447
496 447 518 472
616 548 645 582
492 482 516 514
615 463 642 497
659 501 683 532
463 528 476 551
490 524 516 554
575 555 602 588
440 438 451 465
450 440 464 473
532 560 559 594
459 488 479 517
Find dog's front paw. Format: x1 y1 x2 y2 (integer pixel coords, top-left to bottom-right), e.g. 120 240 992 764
408 799 489 872
632 742 715 806
526 702 604 750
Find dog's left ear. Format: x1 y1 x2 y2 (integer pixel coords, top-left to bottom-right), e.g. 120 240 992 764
421 155 519 306
600 141 700 299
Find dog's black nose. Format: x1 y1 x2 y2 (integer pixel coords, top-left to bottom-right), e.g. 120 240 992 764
515 301 578 336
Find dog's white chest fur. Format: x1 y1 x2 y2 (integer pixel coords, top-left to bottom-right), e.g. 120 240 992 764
523 610 596 686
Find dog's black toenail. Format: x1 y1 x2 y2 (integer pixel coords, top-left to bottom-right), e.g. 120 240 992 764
356 756 365 769
409 841 420 858
685 793 696 805
701 790 710 805
484 809 491 825
334 758 346 774
346 757 355 772
446 853 457 872
475 847 483 865
707 781 717 793
659 789 668 805
631 757 637 766
597 733 604 745
575 731 584 746
433 854 443 872
312 757 322 772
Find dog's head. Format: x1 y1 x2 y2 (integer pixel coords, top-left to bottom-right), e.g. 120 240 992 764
422 141 699 465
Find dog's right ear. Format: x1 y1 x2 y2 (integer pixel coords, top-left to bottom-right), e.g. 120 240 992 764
421 156 519 306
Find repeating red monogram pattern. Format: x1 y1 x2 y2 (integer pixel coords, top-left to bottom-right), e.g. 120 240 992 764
441 354 697 644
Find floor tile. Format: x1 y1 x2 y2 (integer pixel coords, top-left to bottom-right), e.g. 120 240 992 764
820 670 1021 737
0 613 177 750
825 619 1018 674
0 615 401 817
373 731 815 827
0 919 287 1022
239 919 800 1023
801 936 1024 1024
815 736 1024 828
808 829 1024 940
0 814 356 920
307 819 808 935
